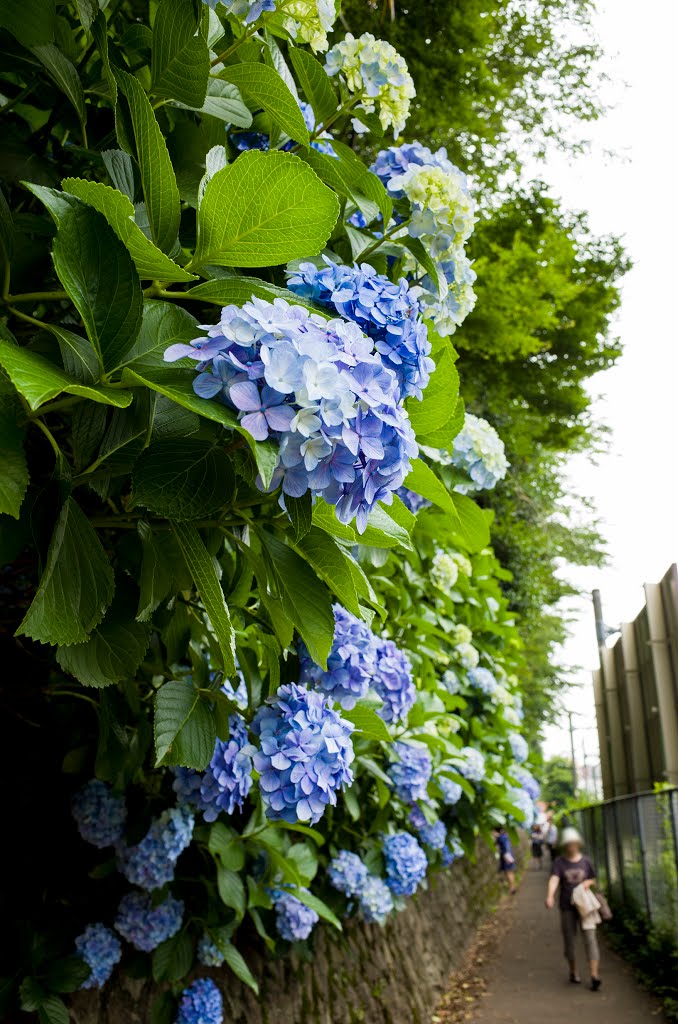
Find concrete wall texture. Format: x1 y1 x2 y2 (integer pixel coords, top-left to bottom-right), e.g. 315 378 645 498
70 842 500 1024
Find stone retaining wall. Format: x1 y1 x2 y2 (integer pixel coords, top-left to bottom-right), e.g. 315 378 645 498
71 842 500 1024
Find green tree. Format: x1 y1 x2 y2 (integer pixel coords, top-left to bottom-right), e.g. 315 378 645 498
541 755 577 805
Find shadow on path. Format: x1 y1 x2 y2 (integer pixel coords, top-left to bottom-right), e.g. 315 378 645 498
434 863 664 1024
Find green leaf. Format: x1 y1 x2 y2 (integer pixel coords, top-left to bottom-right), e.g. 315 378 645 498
154 678 217 768
291 888 342 931
37 995 69 1024
0 337 132 410
120 368 278 488
61 179 196 284
32 45 86 139
17 497 114 646
74 0 97 32
259 530 334 667
398 236 446 298
132 440 235 521
294 528 360 617
136 521 190 621
172 521 236 674
406 343 459 439
115 69 181 254
342 703 391 742
215 939 259 994
51 324 99 384
150 993 175 1024
310 498 411 550
193 78 252 126
186 277 331 318
152 931 193 983
403 459 460 521
217 866 246 917
120 300 199 373
286 492 312 543
102 149 136 201
299 148 379 224
330 141 393 226
218 63 309 145
43 956 90 994
19 977 45 1012
287 842 318 883
56 606 150 688
0 0 55 46
151 0 209 108
0 399 28 518
52 203 143 373
452 492 491 552
193 150 339 269
209 822 245 870
0 187 14 261
288 46 337 126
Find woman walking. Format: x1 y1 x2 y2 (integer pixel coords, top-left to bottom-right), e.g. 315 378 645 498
545 827 602 991
493 825 517 894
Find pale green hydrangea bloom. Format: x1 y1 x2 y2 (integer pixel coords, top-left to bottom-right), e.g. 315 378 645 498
457 641 479 670
431 550 459 590
325 33 415 136
452 624 473 646
282 0 337 52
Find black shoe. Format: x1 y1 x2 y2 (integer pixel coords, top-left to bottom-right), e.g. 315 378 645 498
591 977 602 992
570 974 582 984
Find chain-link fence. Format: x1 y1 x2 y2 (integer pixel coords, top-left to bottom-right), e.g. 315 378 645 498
578 788 678 942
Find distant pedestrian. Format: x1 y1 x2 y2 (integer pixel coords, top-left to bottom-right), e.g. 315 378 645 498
530 821 544 869
545 813 558 864
545 827 602 992
493 826 517 895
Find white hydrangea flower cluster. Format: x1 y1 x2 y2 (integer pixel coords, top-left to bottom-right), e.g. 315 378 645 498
281 0 337 53
452 414 509 494
325 33 415 136
451 551 472 577
452 624 473 646
457 642 479 670
431 550 459 591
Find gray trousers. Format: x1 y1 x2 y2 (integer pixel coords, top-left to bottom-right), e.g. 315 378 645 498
560 907 600 962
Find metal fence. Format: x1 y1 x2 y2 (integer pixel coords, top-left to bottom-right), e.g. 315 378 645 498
578 788 678 942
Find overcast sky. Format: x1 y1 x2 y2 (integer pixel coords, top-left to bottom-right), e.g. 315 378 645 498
535 0 678 764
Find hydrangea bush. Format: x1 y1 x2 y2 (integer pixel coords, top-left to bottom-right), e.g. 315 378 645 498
0 0 543 1016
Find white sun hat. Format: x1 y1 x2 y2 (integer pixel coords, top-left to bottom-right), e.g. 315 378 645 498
560 827 584 847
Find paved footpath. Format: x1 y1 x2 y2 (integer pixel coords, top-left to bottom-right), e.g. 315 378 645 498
468 864 664 1024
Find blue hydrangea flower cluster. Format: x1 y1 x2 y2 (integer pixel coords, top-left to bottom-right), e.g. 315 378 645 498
396 486 431 514
382 832 428 896
325 33 415 136
114 891 183 952
451 414 509 493
328 850 369 897
457 746 486 783
221 667 248 709
287 259 433 400
164 296 418 534
252 683 355 824
172 714 255 822
508 785 536 828
197 933 225 967
300 604 377 708
513 764 540 801
176 977 223 1024
71 779 126 849
204 1 336 53
439 776 463 806
271 888 319 941
75 924 122 989
373 638 416 723
118 805 194 891
204 0 275 23
467 667 500 697
442 837 464 867
300 605 415 723
370 141 477 337
388 741 432 803
508 732 529 764
358 875 394 924
232 101 336 157
418 819 447 850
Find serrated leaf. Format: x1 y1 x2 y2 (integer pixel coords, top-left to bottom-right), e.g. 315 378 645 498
115 69 181 254
0 0 55 46
17 498 114 646
341 703 391 742
294 528 360 616
136 522 190 621
172 521 236 674
289 46 337 126
286 492 312 542
291 888 342 931
102 149 136 201
287 842 318 883
217 866 246 917
43 956 90 994
120 300 199 373
452 492 491 552
152 931 193 983
193 78 252 126
218 62 309 145
0 337 132 410
56 607 150 688
151 0 209 108
155 678 217 767
52 203 143 373
37 995 69 1024
186 277 331 318
132 439 235 521
406 343 459 438
51 324 99 384
310 498 411 550
403 459 460 522
214 937 259 993
61 178 196 284
193 150 338 269
0 400 28 518
75 0 97 32
398 235 446 298
32 45 86 138
259 530 334 667
120 368 278 488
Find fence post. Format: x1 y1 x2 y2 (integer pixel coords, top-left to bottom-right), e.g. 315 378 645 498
635 795 653 923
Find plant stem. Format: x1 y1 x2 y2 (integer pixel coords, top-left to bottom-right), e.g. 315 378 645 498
6 306 50 331
32 417 64 463
210 21 261 67
5 290 69 304
358 219 410 261
33 396 85 417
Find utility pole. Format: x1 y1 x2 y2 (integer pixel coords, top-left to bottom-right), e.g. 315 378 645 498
567 710 577 798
